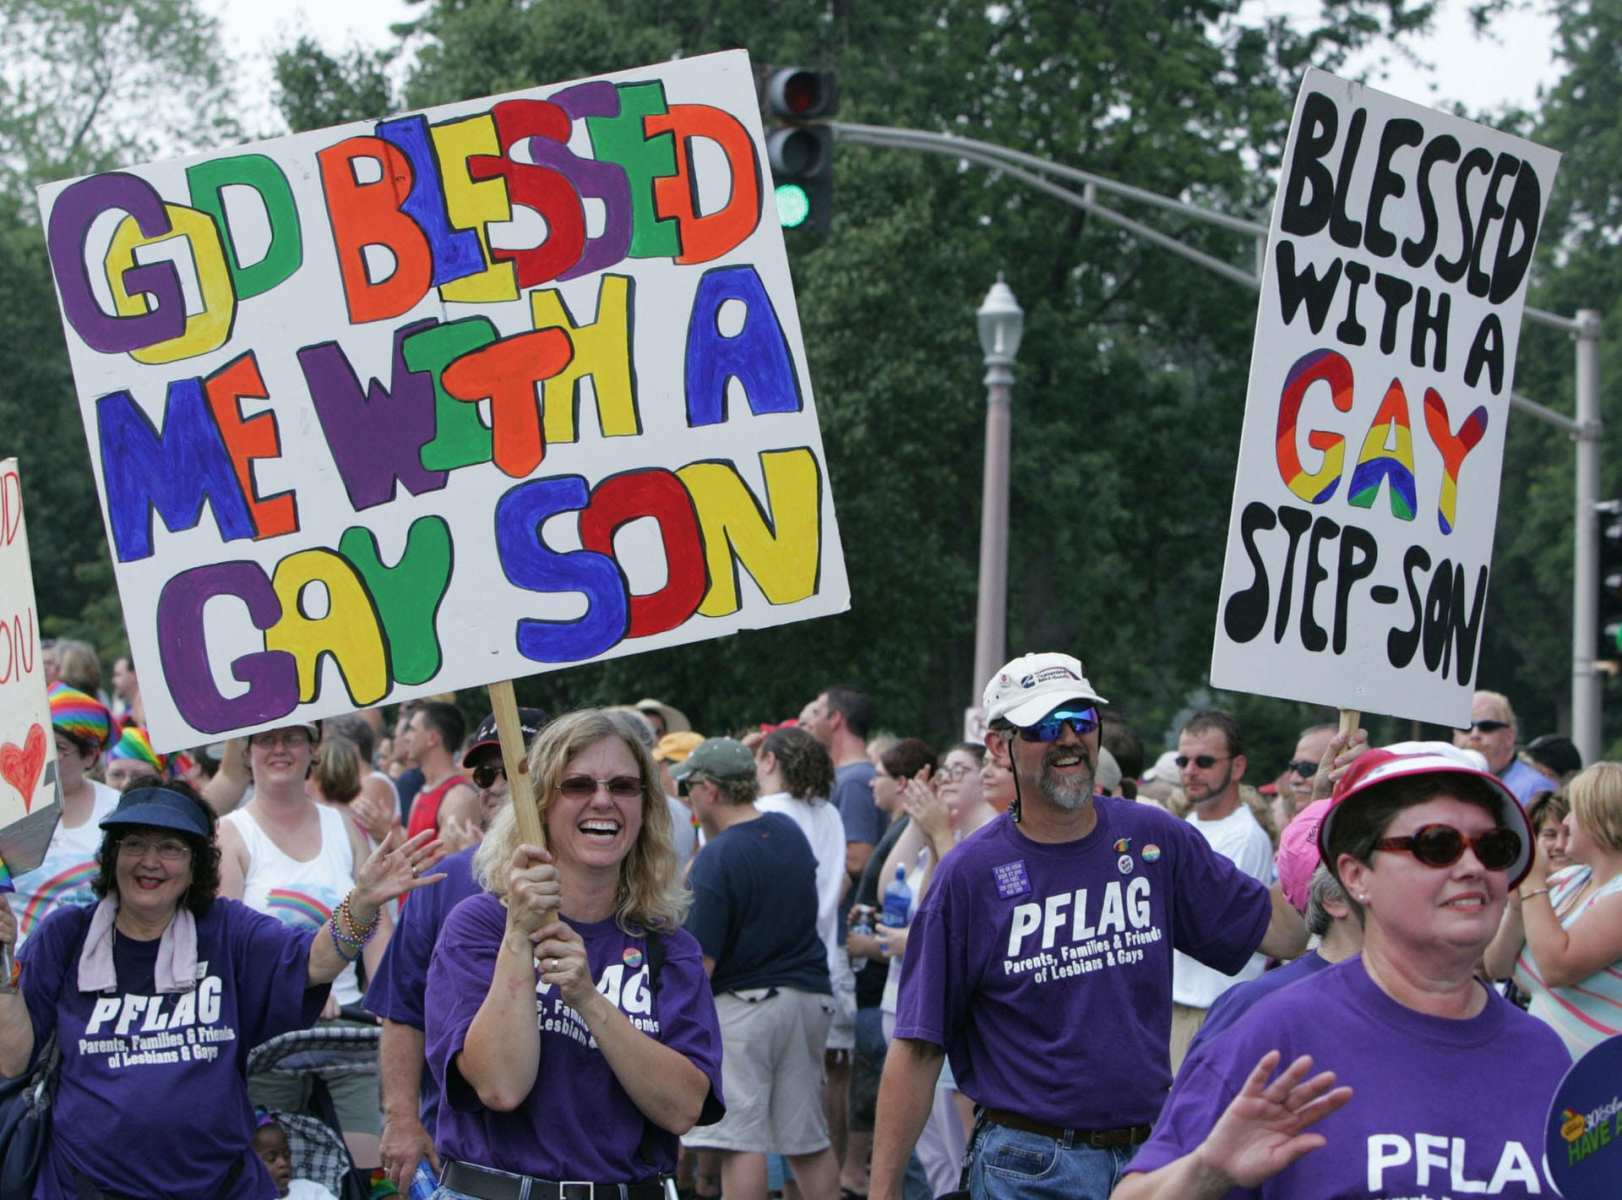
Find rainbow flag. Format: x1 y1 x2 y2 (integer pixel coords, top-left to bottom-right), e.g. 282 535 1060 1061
0 854 12 894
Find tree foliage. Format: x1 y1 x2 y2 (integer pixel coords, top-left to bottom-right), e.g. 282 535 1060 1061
337 0 1475 765
0 0 238 195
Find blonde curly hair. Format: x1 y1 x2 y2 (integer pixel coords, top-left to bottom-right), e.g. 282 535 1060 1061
474 708 689 931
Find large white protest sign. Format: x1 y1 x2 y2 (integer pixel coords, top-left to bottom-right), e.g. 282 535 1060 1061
0 459 60 877
38 50 848 753
1210 69 1560 726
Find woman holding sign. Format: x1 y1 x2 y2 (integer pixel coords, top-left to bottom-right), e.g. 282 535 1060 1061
423 709 724 1200
0 780 440 1199
1115 744 1570 1199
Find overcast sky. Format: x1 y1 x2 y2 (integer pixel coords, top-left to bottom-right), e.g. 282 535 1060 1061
206 0 1562 135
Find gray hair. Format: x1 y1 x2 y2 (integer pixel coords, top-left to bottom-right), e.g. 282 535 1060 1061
1305 864 1347 938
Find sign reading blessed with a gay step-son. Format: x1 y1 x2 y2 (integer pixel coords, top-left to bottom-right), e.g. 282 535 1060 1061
38 50 849 753
1211 69 1560 727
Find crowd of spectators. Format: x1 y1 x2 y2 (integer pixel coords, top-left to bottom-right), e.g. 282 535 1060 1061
2 637 1616 1200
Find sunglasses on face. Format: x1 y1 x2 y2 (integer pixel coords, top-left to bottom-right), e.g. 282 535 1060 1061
1016 708 1099 742
1286 759 1320 777
1373 823 1521 872
557 775 642 800
472 763 507 791
1175 753 1231 770
1465 719 1510 734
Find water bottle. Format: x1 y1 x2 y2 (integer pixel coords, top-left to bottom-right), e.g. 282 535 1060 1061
850 905 875 973
881 866 912 930
409 1161 438 1200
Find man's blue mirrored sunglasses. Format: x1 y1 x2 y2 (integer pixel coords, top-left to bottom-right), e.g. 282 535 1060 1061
1017 708 1100 742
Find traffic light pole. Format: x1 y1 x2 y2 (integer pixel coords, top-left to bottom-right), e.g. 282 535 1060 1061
1573 312 1605 759
832 121 1606 755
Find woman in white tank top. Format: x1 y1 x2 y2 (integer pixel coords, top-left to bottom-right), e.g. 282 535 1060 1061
217 723 396 1163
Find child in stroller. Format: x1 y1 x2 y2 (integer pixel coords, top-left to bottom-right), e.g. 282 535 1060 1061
248 1007 383 1200
253 1115 339 1200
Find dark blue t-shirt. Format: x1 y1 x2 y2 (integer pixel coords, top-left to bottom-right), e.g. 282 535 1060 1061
685 812 831 996
364 846 481 1134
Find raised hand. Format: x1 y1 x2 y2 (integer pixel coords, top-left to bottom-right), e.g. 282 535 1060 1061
350 787 399 844
1312 730 1369 802
903 774 951 848
354 827 446 913
0 894 14 949
1194 1050 1352 1188
505 844 561 936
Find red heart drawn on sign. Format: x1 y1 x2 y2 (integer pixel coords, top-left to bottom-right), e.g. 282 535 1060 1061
0 723 47 809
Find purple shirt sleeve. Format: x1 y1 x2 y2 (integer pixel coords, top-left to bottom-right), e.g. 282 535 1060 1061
649 928 726 1124
892 880 968 1048
16 905 84 1055
424 893 507 1113
222 899 330 1040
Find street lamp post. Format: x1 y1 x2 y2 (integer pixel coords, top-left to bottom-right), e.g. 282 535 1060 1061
970 274 1023 733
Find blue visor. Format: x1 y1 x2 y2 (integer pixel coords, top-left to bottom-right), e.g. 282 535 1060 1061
100 787 211 839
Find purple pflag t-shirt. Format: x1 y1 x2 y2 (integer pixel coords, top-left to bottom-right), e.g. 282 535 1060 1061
1127 956 1570 1197
425 892 724 1181
17 899 328 1200
892 798 1271 1129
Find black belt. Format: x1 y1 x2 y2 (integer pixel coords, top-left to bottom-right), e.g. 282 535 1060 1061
982 1108 1151 1149
441 1160 670 1200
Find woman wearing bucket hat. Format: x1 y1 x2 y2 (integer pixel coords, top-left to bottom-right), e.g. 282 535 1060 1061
1116 742 1571 1199
0 780 439 1199
9 687 117 948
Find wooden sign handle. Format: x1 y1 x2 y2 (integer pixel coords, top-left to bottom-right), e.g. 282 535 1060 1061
1338 709 1360 738
487 680 545 851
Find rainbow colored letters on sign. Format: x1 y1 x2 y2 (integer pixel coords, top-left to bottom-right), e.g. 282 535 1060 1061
38 51 849 752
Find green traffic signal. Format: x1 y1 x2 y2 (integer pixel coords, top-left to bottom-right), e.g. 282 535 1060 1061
775 183 811 229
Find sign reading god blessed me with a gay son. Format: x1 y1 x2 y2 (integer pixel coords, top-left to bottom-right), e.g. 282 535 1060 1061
1211 69 1560 727
39 50 849 753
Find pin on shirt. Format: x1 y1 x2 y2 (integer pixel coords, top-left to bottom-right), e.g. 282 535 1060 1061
993 860 1031 899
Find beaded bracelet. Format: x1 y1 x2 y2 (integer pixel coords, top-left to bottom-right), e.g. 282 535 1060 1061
327 913 364 962
336 893 380 946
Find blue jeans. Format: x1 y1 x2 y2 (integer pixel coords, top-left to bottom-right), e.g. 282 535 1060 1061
966 1121 1138 1200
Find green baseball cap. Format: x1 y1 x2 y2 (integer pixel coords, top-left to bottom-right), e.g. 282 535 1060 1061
669 736 755 782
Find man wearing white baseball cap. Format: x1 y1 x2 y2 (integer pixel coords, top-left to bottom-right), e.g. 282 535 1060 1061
870 652 1307 1200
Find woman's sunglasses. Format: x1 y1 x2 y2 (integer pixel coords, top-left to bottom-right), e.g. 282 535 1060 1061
1373 824 1521 872
471 763 506 791
1016 708 1099 742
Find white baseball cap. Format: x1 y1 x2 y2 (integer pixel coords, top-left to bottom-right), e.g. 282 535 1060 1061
982 652 1108 728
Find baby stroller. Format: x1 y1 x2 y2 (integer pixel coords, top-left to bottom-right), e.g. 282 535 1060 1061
247 1008 382 1200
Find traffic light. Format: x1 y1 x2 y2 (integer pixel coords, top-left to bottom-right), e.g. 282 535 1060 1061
1598 500 1622 663
764 68 837 235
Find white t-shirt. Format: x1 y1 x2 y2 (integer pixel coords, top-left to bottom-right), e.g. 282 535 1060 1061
12 782 120 948
286 1179 339 1200
755 791 847 982
1171 802 1274 1009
